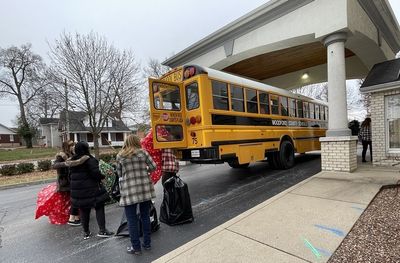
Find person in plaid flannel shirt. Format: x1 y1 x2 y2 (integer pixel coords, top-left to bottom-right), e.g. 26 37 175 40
161 148 179 185
359 117 372 162
116 135 157 255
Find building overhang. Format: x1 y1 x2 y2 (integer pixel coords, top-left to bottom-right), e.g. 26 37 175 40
163 0 400 70
163 0 315 68
357 0 400 53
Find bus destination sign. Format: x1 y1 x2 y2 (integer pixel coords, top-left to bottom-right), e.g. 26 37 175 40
160 67 183 82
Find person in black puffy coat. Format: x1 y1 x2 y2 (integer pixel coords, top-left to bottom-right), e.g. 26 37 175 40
69 141 114 240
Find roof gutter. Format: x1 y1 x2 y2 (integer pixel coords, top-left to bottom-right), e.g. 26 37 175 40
360 80 400 93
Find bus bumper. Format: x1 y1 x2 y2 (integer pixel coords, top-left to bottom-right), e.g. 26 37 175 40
179 147 223 164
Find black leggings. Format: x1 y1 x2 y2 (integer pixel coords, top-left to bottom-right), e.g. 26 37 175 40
70 206 79 217
362 140 372 161
80 203 106 233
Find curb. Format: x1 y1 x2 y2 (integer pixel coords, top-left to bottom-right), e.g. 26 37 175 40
0 178 55 190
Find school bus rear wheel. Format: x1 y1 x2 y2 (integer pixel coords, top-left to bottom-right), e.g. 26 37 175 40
278 140 295 169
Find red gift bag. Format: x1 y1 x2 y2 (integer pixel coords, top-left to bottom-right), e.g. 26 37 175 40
141 129 163 184
35 183 71 225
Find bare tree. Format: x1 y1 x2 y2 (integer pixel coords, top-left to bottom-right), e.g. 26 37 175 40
143 58 170 78
49 32 140 157
26 85 64 123
292 83 328 101
294 80 368 120
357 79 371 115
110 51 143 121
0 44 48 147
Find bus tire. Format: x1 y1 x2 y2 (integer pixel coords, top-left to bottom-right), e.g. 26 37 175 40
228 160 249 169
267 152 280 169
279 140 295 169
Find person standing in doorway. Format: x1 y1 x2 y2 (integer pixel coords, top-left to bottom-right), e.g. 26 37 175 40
359 117 372 162
116 135 157 255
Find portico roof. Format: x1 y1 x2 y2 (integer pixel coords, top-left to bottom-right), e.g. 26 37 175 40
163 0 400 89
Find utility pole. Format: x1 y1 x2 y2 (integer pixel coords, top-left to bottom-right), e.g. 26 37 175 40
64 78 70 142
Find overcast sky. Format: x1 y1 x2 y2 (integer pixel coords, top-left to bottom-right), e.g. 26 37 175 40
1 0 400 126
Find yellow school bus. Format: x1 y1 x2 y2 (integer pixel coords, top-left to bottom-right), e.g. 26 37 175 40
149 65 327 169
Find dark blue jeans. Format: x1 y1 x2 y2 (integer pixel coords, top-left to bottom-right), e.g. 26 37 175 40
124 200 151 251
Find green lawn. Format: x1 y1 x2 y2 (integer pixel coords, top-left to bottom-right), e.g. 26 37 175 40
0 147 58 162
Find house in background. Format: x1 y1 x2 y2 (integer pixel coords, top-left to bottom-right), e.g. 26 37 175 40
39 118 62 148
0 123 20 148
360 58 400 167
40 111 131 148
57 110 131 147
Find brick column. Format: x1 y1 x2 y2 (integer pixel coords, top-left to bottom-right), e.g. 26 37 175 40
320 136 358 172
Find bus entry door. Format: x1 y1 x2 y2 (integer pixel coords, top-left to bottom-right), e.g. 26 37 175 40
149 78 188 149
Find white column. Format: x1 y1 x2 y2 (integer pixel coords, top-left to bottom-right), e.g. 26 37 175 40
108 132 111 145
50 124 53 148
74 133 78 142
323 32 351 136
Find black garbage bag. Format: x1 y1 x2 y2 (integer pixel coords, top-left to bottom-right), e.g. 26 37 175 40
115 201 160 237
110 173 120 202
160 175 194 225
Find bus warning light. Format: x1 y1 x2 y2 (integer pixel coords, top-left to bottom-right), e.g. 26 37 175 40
195 115 202 123
184 66 196 79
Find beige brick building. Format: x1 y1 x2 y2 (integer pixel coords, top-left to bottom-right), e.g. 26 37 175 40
361 58 400 167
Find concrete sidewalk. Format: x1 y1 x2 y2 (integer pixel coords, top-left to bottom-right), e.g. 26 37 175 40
153 164 400 263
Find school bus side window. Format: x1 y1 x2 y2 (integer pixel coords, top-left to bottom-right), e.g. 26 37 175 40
186 82 199 110
231 85 244 112
297 100 304 118
280 96 288 116
315 104 320 120
324 106 328 120
246 89 258 113
259 92 269 114
321 105 326 120
303 102 309 118
271 95 279 115
212 80 229 110
309 103 315 119
288 98 296 117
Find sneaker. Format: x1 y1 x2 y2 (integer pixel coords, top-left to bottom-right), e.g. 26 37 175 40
68 220 81 226
83 231 92 240
127 246 142 255
97 230 114 238
143 245 151 251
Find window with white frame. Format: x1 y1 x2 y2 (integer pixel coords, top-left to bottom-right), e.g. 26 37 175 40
386 94 400 153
